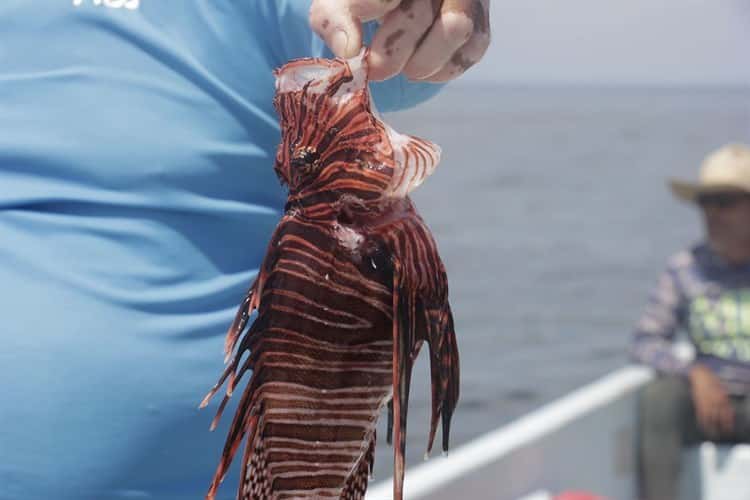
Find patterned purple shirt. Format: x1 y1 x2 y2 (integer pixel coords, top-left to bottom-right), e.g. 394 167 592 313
631 242 750 395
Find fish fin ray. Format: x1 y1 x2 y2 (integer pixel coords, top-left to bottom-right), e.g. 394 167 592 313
383 126 441 197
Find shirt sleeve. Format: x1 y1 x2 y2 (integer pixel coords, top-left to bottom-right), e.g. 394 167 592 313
269 0 444 112
630 267 692 375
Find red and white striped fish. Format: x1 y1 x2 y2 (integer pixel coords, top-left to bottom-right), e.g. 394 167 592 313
201 50 459 500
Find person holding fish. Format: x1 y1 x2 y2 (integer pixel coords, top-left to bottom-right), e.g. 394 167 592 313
631 144 750 500
0 1 489 500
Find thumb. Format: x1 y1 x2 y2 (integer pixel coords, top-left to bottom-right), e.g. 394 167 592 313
309 1 364 58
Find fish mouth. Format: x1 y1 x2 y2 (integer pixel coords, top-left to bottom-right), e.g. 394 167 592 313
274 48 369 104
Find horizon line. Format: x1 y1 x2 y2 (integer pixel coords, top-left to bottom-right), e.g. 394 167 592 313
442 81 750 92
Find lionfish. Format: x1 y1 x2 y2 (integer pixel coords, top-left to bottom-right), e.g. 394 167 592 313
201 50 459 500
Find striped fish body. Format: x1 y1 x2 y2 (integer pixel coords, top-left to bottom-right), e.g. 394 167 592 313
202 51 459 500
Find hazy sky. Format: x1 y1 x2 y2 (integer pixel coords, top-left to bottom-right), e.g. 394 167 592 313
464 0 750 86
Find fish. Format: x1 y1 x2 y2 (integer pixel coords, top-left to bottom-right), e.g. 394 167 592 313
200 49 459 500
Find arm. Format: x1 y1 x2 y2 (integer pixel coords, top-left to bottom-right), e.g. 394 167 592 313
630 267 691 375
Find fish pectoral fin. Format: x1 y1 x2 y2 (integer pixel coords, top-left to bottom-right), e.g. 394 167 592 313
222 282 258 363
222 218 291 362
380 207 458 469
384 125 442 196
425 304 459 456
390 261 423 500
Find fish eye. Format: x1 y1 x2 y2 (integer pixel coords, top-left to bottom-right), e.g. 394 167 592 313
290 148 319 169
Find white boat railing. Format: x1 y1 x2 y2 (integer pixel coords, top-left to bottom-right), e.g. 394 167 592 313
366 365 653 500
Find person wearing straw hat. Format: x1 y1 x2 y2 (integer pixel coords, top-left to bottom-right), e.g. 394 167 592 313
632 143 750 500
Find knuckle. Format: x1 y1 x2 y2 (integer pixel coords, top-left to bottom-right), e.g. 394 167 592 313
450 50 475 72
477 31 491 50
368 51 403 80
351 0 398 19
473 35 491 58
462 33 490 59
440 11 474 41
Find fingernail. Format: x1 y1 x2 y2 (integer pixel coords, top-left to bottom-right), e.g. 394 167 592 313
332 29 349 57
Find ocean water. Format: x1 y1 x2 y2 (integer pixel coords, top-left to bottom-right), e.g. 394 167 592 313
369 85 750 481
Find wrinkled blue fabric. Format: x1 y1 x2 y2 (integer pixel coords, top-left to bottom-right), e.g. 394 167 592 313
0 2 441 499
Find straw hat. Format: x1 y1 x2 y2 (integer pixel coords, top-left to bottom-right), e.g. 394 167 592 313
670 143 750 202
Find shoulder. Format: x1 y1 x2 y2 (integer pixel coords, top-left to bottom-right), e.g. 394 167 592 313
657 247 699 296
665 241 711 272
666 247 698 273
660 242 714 298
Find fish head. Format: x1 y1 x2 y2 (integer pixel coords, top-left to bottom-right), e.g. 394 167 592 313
273 50 441 210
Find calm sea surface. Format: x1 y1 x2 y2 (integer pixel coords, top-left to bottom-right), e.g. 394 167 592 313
369 85 750 481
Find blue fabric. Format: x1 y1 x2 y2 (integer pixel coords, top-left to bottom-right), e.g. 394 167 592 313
0 2 441 499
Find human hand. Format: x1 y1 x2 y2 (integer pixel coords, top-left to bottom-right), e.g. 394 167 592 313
689 363 735 437
309 0 491 82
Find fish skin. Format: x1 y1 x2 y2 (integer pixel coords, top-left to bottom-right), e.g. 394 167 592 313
202 50 459 500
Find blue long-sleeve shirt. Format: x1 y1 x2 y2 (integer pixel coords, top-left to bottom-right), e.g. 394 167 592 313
0 2 442 499
631 242 750 395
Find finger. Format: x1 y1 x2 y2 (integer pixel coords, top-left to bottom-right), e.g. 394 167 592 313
419 0 491 82
349 0 402 21
368 0 442 81
402 8 475 80
309 0 364 58
418 30 489 82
